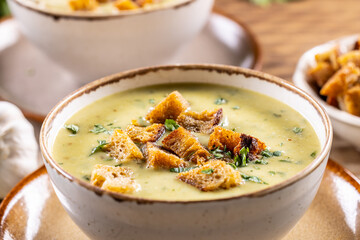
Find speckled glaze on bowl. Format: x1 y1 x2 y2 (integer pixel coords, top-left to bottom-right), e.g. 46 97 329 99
8 0 213 84
40 64 332 240
293 35 360 150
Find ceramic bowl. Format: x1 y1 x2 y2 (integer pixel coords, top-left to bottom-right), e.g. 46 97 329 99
7 0 213 85
40 64 332 240
293 35 360 150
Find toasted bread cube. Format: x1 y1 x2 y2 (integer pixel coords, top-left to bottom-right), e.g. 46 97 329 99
233 134 266 161
338 50 360 67
320 62 360 97
114 0 139 10
144 142 187 169
177 160 241 191
307 62 335 87
69 0 98 10
90 164 140 193
136 0 153 7
344 86 360 116
208 126 241 152
126 124 165 144
106 129 144 162
315 47 339 70
176 108 223 134
146 91 190 123
162 127 211 163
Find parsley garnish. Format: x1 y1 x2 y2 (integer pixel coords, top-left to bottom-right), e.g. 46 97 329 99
227 163 237 169
89 124 120 134
241 173 267 184
268 171 285 177
149 99 155 104
253 159 268 165
233 147 249 167
64 124 79 134
214 97 228 105
273 113 282 118
310 151 317 158
115 164 123 167
164 119 180 131
292 127 303 134
261 149 282 158
279 159 293 163
170 166 198 173
82 175 91 181
232 106 240 110
209 147 231 159
201 168 214 174
89 140 108 156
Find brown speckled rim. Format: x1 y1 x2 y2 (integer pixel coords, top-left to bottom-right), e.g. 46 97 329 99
10 0 196 20
0 12 262 123
40 64 333 204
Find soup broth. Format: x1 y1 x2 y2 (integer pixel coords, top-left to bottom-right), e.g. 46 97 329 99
52 83 320 201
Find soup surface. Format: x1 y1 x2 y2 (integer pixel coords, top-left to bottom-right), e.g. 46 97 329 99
24 0 186 14
53 83 320 201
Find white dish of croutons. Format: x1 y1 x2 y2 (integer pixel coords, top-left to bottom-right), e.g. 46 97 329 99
293 34 360 150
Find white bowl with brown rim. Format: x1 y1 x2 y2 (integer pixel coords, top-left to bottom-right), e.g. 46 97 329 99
40 64 332 240
8 0 214 84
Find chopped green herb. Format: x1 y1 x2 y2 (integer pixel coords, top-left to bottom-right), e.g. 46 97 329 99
58 162 63 165
261 149 282 158
170 166 198 173
273 151 282 156
232 106 240 110
227 163 237 169
82 175 91 181
292 127 303 134
279 159 293 163
64 124 79 134
184 151 196 160
214 97 228 105
209 147 232 159
273 113 282 118
90 124 109 134
253 159 268 165
89 140 108 156
268 171 286 177
104 158 114 161
149 99 155 104
164 119 180 131
234 147 249 167
107 123 113 126
241 173 267 184
253 165 260 170
268 171 276 176
310 151 317 158
115 164 123 167
280 142 284 146
201 168 214 174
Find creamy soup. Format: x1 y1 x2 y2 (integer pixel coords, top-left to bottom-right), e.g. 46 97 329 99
24 0 186 14
53 83 320 201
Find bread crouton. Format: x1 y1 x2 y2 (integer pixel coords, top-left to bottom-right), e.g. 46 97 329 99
233 134 266 161
162 127 211 164
338 50 360 67
114 0 139 10
69 0 98 10
320 62 360 97
315 47 339 70
344 86 360 116
307 62 335 87
106 129 144 162
144 143 187 169
90 164 140 193
146 91 190 123
126 124 165 144
208 126 241 152
177 160 241 191
176 108 223 134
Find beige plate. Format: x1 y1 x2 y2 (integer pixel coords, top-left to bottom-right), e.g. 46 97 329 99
0 10 261 123
0 159 358 239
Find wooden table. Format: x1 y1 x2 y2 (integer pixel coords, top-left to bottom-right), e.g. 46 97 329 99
215 0 360 177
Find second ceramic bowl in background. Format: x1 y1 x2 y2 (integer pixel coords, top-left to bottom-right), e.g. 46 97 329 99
8 0 214 85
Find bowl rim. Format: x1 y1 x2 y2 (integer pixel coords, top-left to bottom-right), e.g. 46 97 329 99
293 34 360 128
9 0 197 20
40 64 333 204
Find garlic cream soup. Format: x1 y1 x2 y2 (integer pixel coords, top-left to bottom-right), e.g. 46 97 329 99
53 83 320 201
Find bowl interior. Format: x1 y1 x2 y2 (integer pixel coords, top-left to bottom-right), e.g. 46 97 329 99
41 65 332 200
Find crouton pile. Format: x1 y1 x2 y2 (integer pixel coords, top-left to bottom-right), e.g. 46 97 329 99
69 0 161 11
90 91 267 193
308 38 360 116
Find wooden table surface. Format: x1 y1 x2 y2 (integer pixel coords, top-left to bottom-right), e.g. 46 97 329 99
215 0 360 177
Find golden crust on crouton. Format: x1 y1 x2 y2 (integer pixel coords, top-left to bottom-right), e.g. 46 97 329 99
69 0 98 10
176 108 223 134
144 142 187 169
90 164 140 193
114 0 139 10
126 124 165 144
234 134 266 161
307 62 335 87
162 127 211 164
146 91 190 123
106 129 144 162
315 47 339 70
344 86 360 116
338 50 360 67
320 62 360 97
177 160 241 191
208 126 241 152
